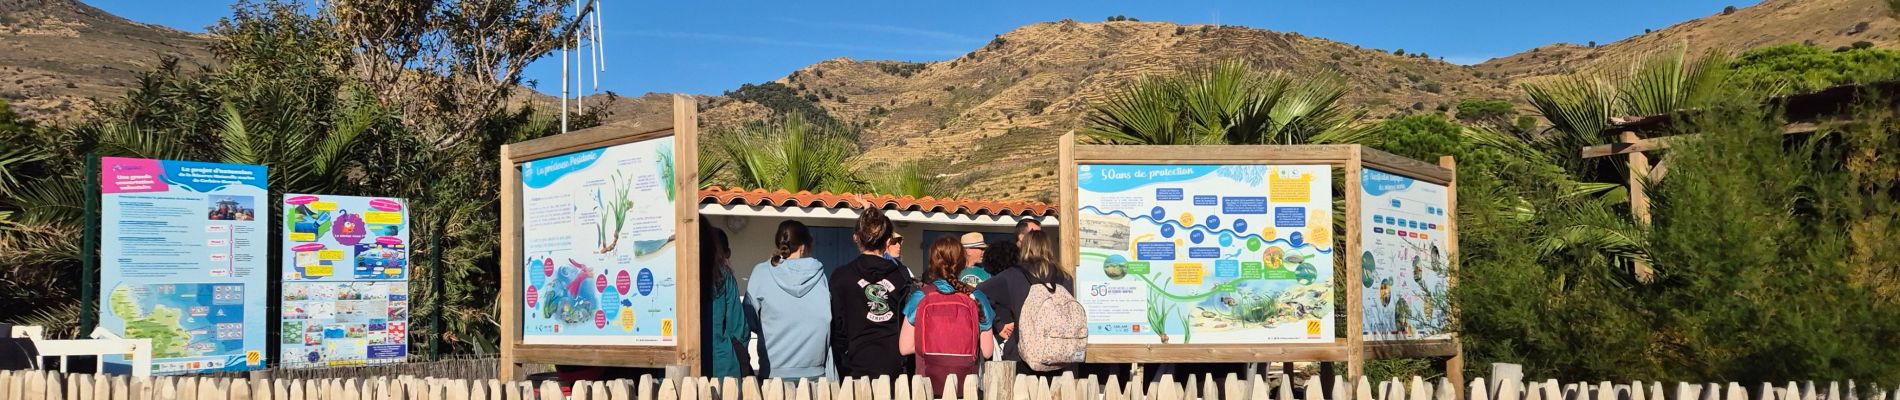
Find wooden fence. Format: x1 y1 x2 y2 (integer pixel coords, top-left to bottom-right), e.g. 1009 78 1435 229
1 367 1893 400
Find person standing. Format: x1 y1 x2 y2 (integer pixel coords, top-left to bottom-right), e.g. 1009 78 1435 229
745 220 834 380
900 236 997 397
882 231 915 279
956 232 991 287
700 223 750 378
976 229 1073 375
1015 218 1042 243
829 211 915 377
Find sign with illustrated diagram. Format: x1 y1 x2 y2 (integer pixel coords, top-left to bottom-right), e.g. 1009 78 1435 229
1358 168 1452 341
519 136 679 346
1074 164 1335 344
98 157 269 374
279 194 410 367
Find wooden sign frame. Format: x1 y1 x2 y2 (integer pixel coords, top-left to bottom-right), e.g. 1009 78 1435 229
498 95 702 380
1056 132 1462 384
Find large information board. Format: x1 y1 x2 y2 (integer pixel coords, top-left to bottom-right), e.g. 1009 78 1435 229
280 194 411 367
518 136 679 346
1358 168 1452 341
1073 164 1335 344
99 157 268 374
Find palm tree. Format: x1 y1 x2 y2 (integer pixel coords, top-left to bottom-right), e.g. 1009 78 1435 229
712 111 862 193
1515 48 1728 279
1083 60 1366 145
1522 48 1731 175
867 161 942 198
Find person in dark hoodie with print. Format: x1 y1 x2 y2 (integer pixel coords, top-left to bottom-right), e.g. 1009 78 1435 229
829 210 915 378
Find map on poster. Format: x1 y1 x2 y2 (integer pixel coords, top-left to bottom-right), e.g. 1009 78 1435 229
280 194 410 367
519 136 679 346
1075 164 1335 345
1358 168 1452 341
99 157 268 374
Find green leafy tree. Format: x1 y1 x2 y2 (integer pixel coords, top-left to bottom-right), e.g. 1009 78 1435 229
1082 60 1366 145
1637 104 1900 381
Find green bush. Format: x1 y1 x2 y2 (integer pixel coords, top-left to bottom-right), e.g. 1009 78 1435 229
1729 44 1900 94
1455 99 1515 123
1639 104 1900 381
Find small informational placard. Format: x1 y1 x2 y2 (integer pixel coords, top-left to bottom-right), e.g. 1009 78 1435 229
519 136 679 346
279 194 410 367
1074 164 1335 345
98 157 269 374
1358 168 1452 341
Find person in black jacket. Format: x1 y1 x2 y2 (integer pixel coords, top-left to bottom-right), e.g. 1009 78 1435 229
976 229 1073 376
829 210 915 377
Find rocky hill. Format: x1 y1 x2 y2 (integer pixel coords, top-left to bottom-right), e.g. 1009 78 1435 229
5 0 1895 200
1475 0 1899 84
598 20 1519 201
0 0 213 121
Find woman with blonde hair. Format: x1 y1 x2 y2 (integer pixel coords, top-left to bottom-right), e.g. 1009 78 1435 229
975 229 1071 375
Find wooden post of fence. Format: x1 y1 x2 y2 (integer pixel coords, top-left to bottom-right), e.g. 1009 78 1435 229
1440 155 1466 400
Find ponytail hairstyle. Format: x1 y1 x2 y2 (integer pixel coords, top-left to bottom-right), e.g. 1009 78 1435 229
1017 229 1067 283
853 209 894 253
926 236 973 293
770 220 813 266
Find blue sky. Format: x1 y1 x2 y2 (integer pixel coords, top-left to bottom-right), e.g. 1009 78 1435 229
90 0 1759 96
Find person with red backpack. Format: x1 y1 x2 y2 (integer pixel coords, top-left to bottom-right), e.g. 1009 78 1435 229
899 236 997 397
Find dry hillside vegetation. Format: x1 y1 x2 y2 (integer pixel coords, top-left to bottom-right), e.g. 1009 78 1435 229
1476 0 1899 84
616 20 1517 201
5 0 1896 200
0 0 213 121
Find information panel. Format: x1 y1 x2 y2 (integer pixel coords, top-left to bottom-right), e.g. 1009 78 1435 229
519 137 679 346
99 157 268 374
1358 168 1451 341
1074 164 1335 344
280 194 410 367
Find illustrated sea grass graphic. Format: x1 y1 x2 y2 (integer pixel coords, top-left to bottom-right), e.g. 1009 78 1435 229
657 145 676 201
598 171 636 254
1146 277 1174 343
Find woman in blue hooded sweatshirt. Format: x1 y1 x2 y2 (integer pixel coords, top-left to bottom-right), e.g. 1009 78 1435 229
744 220 834 380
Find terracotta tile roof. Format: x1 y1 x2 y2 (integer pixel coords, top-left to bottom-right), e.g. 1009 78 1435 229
698 186 1057 218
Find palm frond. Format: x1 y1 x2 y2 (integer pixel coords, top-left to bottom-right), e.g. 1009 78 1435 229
1618 48 1732 117
310 90 380 188
1084 60 1360 146
711 112 858 193
217 102 261 165
91 123 194 162
1083 77 1192 144
1523 74 1620 175
0 148 50 197
869 162 941 198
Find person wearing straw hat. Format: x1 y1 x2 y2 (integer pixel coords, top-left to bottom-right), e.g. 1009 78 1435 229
957 232 992 287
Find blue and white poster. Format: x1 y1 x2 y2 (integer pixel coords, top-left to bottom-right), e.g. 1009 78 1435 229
520 137 679 346
280 194 410 367
1074 164 1335 344
1358 168 1452 341
99 157 268 374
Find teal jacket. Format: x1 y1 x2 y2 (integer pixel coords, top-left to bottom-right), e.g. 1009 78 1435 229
701 270 749 377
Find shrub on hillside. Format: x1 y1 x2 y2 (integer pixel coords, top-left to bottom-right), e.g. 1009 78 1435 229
1729 44 1900 94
